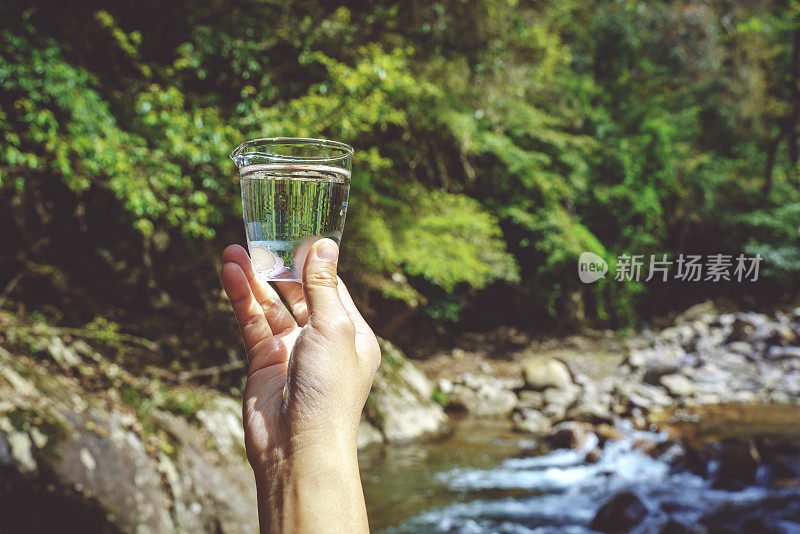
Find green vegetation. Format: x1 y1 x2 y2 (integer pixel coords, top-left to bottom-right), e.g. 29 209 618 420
432 388 451 408
1 1 799 354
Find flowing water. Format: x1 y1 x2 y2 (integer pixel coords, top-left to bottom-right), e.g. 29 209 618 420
361 410 800 533
240 164 350 281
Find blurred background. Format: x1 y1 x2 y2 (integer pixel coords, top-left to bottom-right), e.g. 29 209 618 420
1 0 800 532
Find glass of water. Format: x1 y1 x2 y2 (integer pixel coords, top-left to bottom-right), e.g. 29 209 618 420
230 137 353 282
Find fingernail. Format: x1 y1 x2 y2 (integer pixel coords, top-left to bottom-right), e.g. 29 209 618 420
316 239 339 263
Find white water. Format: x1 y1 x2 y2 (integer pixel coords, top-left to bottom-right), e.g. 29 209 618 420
381 423 800 534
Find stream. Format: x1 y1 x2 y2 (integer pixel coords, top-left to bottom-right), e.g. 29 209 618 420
360 410 800 533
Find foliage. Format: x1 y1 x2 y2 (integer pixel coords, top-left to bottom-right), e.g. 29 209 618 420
1 0 799 339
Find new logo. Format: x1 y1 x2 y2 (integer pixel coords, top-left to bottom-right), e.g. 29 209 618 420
578 252 608 284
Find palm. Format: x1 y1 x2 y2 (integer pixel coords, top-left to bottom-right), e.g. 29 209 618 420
242 326 299 456
221 243 379 466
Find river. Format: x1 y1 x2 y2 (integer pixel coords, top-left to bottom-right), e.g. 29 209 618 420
361 408 800 533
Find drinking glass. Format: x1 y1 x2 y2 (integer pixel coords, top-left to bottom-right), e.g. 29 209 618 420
230 137 353 282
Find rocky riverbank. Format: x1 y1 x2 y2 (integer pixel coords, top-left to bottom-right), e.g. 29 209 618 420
0 310 445 532
427 302 800 436
407 302 800 532
2 302 800 532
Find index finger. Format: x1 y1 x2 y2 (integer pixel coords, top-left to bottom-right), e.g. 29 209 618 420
223 245 297 334
221 261 273 358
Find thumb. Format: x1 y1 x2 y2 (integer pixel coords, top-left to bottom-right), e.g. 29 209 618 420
302 239 349 334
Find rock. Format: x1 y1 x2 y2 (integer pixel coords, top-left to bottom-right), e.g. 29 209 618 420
0 336 450 532
595 423 622 443
616 382 673 412
731 390 756 403
0 353 258 533
700 495 800 533
436 378 454 395
712 440 760 490
769 324 798 346
590 491 648 533
643 349 684 385
767 346 800 361
511 409 552 435
720 344 752 360
711 313 736 328
626 349 649 369
632 436 661 456
448 382 517 417
398 359 434 399
585 448 602 464
660 374 697 398
770 390 792 404
660 519 704 534
194 396 246 457
545 421 596 450
357 417 383 448
366 339 447 443
728 313 769 342
658 324 697 349
522 356 572 391
516 390 545 410
543 383 581 411
566 399 613 424
653 441 686 463
674 301 717 325
152 410 258 533
694 325 728 352
40 336 83 368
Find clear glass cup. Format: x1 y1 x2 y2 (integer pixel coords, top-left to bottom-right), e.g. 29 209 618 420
230 137 353 282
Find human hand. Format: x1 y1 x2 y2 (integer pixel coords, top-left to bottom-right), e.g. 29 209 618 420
221 238 380 532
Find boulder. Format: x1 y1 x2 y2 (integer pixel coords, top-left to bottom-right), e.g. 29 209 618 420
0 349 258 533
516 390 545 410
658 324 697 350
728 313 770 342
712 440 760 490
365 339 447 443
545 421 596 450
768 324 798 346
357 417 383 448
590 491 648 533
151 410 258 533
659 519 703 534
542 383 581 420
642 349 684 385
767 346 800 361
566 399 613 424
0 336 450 532
674 301 718 325
511 409 552 435
660 374 697 398
436 378 454 395
448 382 517 417
522 356 572 391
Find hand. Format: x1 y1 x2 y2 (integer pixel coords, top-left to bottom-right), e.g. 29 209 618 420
221 238 380 533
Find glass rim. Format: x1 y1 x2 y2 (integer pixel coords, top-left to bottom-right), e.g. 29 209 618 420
230 137 354 164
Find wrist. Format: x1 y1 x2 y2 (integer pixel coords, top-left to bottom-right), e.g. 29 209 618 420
254 432 365 533
254 422 359 474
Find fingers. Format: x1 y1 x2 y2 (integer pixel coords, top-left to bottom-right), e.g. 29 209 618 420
247 331 297 377
302 239 353 337
337 277 381 373
223 245 297 334
221 261 272 358
274 281 309 326
336 277 369 330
